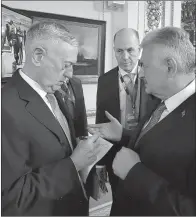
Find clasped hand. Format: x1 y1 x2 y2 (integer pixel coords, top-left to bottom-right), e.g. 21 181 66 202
112 147 141 180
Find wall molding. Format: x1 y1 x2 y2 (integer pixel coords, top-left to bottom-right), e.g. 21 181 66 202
145 0 163 34
171 1 174 26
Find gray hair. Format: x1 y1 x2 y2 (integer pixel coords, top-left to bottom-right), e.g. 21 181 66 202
26 21 78 47
141 27 195 73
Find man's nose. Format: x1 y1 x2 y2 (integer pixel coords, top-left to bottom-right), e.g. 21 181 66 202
122 51 129 60
64 66 73 74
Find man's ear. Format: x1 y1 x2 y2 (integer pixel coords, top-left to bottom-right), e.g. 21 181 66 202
165 57 177 78
32 47 46 66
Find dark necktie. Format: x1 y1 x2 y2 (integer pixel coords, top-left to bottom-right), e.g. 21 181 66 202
123 74 135 93
135 102 166 148
61 83 75 120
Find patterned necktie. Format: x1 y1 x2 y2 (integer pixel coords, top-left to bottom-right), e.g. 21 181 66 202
61 83 75 120
46 93 88 199
46 93 73 149
135 102 166 148
123 74 134 93
123 74 138 129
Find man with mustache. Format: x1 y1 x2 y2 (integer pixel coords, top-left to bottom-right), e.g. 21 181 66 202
95 28 160 202
1 21 101 216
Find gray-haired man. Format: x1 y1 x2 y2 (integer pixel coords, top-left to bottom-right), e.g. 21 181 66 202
89 27 196 216
2 21 100 216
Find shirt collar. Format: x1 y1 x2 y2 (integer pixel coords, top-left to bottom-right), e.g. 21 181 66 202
19 69 47 99
164 79 196 113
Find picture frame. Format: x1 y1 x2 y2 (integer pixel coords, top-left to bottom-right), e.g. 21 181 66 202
1 4 106 83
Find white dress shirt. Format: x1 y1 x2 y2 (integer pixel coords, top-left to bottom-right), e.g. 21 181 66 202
19 70 55 117
119 63 138 125
143 79 196 129
160 79 196 122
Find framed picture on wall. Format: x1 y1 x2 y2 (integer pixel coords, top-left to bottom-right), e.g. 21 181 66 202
1 4 106 83
1 5 32 78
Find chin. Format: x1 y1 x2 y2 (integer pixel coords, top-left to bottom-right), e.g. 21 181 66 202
123 67 133 72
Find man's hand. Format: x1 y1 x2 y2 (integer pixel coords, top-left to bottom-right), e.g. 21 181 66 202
112 147 141 180
88 111 123 142
70 134 100 171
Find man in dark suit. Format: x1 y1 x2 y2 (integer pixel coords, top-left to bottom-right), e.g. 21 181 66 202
95 28 160 199
1 21 100 216
55 66 88 139
89 27 196 215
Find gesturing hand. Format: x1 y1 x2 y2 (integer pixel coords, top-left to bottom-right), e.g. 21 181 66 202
112 147 141 180
88 111 123 142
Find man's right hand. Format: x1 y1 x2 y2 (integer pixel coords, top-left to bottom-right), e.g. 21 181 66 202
88 111 123 142
70 134 100 171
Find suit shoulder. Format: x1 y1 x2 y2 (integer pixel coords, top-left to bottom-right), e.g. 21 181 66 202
71 76 82 86
98 67 118 83
2 82 19 110
182 93 195 110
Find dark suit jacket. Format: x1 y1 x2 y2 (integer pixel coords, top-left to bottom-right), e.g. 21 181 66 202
1 71 88 216
111 93 196 216
55 76 88 138
95 67 160 194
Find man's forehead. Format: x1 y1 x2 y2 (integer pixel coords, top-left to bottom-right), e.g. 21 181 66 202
114 34 139 48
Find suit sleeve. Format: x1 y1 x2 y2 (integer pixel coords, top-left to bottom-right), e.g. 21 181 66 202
95 76 106 124
2 108 82 214
123 162 196 215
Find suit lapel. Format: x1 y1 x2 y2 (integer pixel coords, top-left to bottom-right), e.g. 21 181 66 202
13 70 67 145
138 78 148 120
129 110 154 149
133 93 195 150
110 67 121 121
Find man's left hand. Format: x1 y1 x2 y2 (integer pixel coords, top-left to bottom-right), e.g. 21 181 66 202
112 147 141 180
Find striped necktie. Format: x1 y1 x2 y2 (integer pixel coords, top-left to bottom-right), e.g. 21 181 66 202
46 93 72 148
61 83 75 120
135 102 166 148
